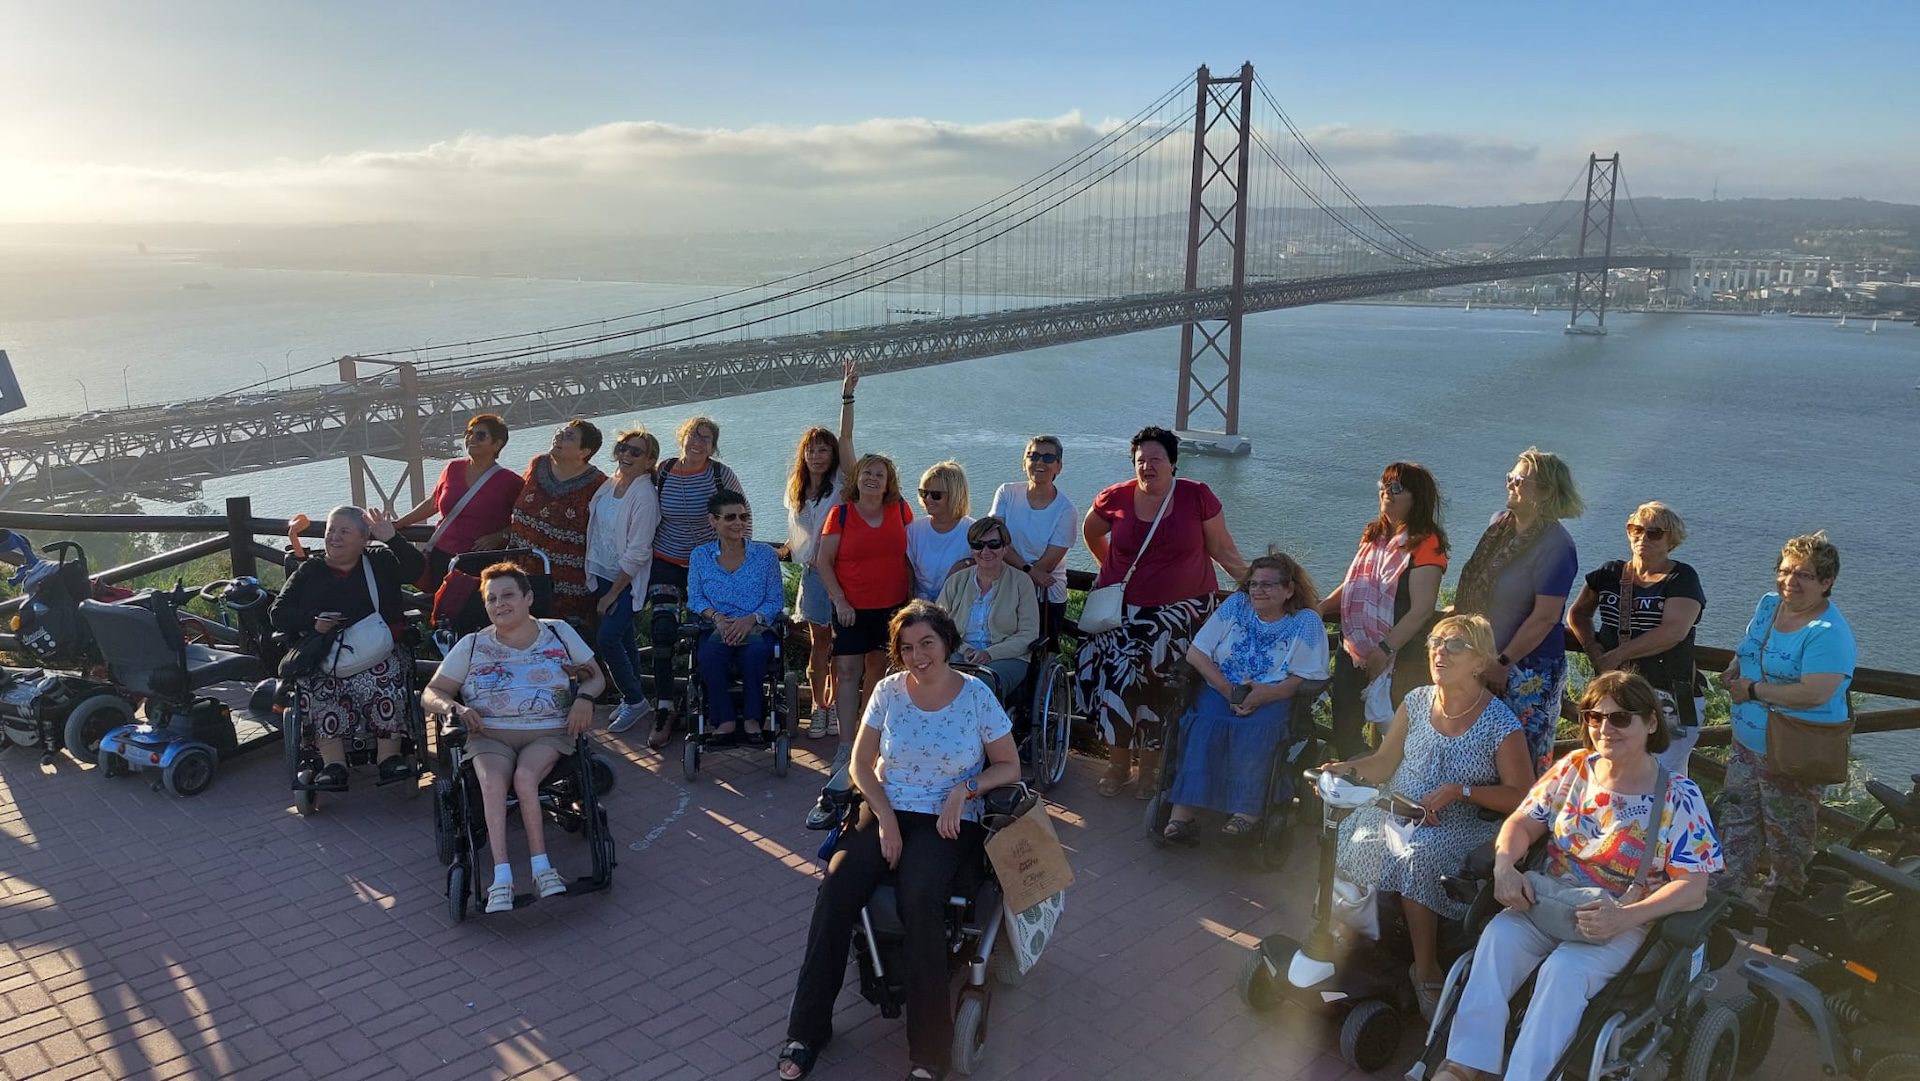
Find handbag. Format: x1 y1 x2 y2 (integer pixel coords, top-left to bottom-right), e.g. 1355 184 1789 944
277 625 340 680
322 558 395 678
1523 761 1669 943
1754 602 1853 785
1079 482 1175 634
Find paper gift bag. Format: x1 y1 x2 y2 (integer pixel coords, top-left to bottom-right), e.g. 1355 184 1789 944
985 802 1075 914
1003 889 1066 975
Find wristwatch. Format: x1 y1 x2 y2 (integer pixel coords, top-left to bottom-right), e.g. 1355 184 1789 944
965 777 981 795
1462 785 1474 801
1496 652 1512 667
1378 639 1396 656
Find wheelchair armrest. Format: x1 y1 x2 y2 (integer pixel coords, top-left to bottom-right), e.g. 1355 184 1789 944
1657 893 1729 949
437 715 468 747
1821 845 1920 901
1459 841 1498 880
983 782 1036 819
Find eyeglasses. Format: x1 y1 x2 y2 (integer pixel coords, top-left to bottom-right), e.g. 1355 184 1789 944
612 444 647 457
917 489 946 501
552 428 580 443
969 538 1006 551
1581 709 1640 730
1026 451 1061 464
1426 635 1473 654
1246 578 1289 592
1625 524 1666 540
1378 481 1406 496
715 511 751 522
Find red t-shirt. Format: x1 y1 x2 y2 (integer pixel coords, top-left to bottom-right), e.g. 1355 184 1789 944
1090 479 1224 607
428 460 524 555
821 499 914 609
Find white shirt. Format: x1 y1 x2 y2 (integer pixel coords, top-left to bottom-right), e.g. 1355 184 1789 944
585 477 661 604
906 516 975 601
862 672 1012 819
988 482 1077 604
786 472 844 567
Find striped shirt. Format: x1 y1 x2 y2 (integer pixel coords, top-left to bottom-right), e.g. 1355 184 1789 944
654 459 743 566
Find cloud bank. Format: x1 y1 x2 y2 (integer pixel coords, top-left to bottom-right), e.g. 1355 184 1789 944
4 112 1910 229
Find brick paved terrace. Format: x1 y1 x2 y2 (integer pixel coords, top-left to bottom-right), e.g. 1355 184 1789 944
0 716 1824 1081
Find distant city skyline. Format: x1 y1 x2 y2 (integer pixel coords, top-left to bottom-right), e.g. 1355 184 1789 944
3 1 1915 228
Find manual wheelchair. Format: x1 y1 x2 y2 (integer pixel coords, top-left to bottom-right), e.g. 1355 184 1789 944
671 612 802 782
432 719 618 922
953 636 1074 793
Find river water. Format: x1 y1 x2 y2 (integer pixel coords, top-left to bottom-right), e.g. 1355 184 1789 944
5 243 1917 776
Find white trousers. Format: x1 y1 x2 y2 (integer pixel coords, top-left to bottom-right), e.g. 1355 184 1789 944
1444 909 1647 1081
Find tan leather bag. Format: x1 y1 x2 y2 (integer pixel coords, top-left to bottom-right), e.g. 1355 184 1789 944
1755 610 1852 785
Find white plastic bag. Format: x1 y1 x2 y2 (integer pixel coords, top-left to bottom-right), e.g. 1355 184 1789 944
1331 877 1379 940
1363 671 1394 726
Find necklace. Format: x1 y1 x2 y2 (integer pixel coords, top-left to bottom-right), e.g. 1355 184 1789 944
1433 686 1487 726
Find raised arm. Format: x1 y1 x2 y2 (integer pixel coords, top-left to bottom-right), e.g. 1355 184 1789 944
837 359 859 490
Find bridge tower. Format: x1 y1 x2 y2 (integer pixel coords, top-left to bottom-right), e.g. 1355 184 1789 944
337 355 428 514
1565 152 1620 336
1172 62 1254 456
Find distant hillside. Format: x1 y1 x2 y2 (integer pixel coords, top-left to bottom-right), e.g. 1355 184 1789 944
1364 197 1920 264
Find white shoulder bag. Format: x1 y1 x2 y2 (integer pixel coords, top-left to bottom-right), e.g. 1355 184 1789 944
1078 482 1175 634
324 558 396 678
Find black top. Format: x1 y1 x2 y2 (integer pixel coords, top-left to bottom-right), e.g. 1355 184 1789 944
270 536 425 636
1584 558 1706 691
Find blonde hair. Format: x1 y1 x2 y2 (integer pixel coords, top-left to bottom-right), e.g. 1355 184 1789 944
1428 613 1498 665
613 427 660 474
1516 447 1584 521
1628 500 1687 549
676 415 720 452
918 459 970 517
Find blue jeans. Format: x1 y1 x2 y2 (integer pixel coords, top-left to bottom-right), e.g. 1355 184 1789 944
696 630 775 725
590 576 645 705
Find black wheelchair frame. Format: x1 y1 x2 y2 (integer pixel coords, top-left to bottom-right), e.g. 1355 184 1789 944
952 638 1074 794
672 613 801 782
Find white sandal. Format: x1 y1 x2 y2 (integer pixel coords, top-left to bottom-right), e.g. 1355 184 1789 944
484 882 514 913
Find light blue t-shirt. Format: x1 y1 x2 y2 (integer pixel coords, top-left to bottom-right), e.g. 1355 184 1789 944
965 581 995 651
862 672 1013 819
1731 593 1857 753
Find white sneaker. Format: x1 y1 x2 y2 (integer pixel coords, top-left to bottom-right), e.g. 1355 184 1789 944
826 713 840 737
533 867 568 899
829 743 853 778
607 702 651 734
806 707 830 740
484 882 513 914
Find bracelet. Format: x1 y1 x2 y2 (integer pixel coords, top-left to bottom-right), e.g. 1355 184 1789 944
842 396 855 403
1497 652 1512 667
1749 681 1763 704
1379 639 1396 656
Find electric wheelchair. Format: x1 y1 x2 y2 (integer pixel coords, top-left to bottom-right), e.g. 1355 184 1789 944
672 613 802 782
1141 663 1331 870
432 718 618 922
816 781 1040 1076
1405 843 1741 1081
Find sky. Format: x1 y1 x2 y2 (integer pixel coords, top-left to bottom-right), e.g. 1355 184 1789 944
2 0 1915 230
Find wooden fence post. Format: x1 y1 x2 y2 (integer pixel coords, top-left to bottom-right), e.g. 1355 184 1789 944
225 496 258 579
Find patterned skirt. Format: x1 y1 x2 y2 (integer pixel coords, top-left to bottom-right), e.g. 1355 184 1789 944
295 647 411 741
1074 595 1213 751
1504 653 1569 773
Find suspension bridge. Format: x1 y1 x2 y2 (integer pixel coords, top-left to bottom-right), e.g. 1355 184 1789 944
0 63 1684 509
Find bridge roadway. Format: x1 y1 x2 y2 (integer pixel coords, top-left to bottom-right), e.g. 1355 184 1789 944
0 253 1686 506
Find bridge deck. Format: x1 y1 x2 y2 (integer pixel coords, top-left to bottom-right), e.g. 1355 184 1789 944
0 700 1813 1081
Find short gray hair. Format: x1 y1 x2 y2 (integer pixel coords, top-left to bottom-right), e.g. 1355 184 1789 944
325 506 371 535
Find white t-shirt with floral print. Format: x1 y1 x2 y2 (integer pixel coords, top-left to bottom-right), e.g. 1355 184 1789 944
862 672 1013 819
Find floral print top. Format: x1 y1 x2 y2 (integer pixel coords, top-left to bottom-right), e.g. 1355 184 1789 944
1520 749 1724 896
436 619 595 732
863 672 1013 819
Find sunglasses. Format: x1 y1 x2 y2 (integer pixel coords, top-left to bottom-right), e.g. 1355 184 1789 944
1426 635 1473 654
1625 524 1666 539
715 511 751 522
1246 578 1289 592
917 489 946 501
612 443 647 457
1026 451 1061 464
1581 709 1641 730
1378 481 1406 496
969 538 1006 551
1505 472 1529 486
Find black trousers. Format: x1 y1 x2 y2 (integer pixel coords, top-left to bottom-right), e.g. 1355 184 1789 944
788 805 984 1069
645 560 690 705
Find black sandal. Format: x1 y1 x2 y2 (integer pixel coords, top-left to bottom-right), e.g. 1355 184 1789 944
1222 814 1258 837
776 1040 819 1080
375 755 411 786
311 762 349 791
1162 818 1200 846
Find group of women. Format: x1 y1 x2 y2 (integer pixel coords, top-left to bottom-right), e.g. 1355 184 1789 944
268 391 1862 1080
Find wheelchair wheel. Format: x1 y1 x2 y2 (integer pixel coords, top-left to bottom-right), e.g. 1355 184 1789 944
772 733 791 778
782 670 802 738
950 990 987 1077
1029 659 1072 792
1142 792 1172 846
96 746 127 778
281 702 305 780
1255 812 1294 872
1339 999 1400 1073
64 694 133 763
589 754 616 796
164 748 215 798
1237 947 1280 1012
294 780 317 817
991 934 1026 987
1679 1001 1741 1081
682 739 700 782
1867 1055 1920 1081
433 778 457 865
446 864 468 923
1723 991 1773 1077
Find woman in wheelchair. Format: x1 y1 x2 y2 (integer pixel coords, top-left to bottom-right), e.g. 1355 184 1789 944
781 601 1021 1081
1321 613 1531 1020
1162 551 1328 842
933 516 1039 704
687 489 785 745
1431 671 1722 1081
422 562 602 914
270 505 425 790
